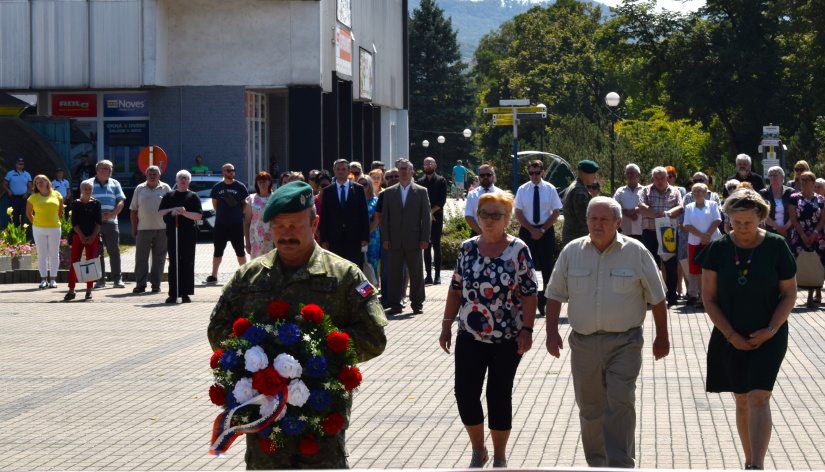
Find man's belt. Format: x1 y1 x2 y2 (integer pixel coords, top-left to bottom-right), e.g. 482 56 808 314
11 194 26 198
579 326 642 336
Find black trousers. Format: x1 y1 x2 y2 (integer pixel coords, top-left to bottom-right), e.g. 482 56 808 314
454 336 522 430
641 229 677 301
9 195 27 226
424 218 443 278
519 225 555 309
167 226 196 297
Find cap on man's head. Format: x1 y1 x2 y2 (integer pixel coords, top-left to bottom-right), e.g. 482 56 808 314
263 181 314 223
577 160 600 174
55 168 63 172
16 158 24 163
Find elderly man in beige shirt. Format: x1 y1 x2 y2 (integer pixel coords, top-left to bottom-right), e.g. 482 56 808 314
545 196 670 468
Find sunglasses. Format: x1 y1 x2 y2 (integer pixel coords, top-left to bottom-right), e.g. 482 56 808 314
224 169 236 173
528 171 543 176
478 210 506 220
478 173 493 178
692 179 706 184
795 167 807 172
386 175 399 180
586 184 601 190
351 171 361 176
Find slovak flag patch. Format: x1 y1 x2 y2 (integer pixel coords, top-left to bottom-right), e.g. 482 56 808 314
357 281 373 297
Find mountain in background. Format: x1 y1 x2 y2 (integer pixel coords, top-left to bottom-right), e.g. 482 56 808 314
409 0 613 60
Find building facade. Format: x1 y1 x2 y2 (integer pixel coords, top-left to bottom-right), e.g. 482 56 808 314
0 0 409 185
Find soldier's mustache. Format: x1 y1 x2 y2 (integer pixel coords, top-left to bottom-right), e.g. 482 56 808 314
277 239 301 245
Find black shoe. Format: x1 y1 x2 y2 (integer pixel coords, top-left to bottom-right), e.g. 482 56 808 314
151 286 161 293
685 297 697 306
165 296 177 304
385 307 402 315
537 304 546 318
667 298 678 307
205 275 218 284
133 287 146 293
181 295 192 303
413 307 424 314
434 276 441 285
424 276 434 285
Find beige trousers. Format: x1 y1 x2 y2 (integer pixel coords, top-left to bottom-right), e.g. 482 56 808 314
569 328 643 468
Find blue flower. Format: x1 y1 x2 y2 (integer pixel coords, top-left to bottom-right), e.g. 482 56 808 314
278 324 301 345
244 326 267 345
280 414 305 435
306 355 327 378
309 390 331 411
225 393 239 410
220 349 241 370
258 423 273 437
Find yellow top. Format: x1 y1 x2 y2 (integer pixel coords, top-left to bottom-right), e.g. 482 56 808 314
27 190 62 228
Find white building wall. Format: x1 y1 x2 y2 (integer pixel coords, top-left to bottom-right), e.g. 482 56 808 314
0 1 31 89
380 107 409 164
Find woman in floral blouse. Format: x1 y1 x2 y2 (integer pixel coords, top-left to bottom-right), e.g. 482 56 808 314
788 171 825 307
439 191 537 469
244 172 274 259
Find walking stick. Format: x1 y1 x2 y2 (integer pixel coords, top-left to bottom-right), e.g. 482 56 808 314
175 213 180 304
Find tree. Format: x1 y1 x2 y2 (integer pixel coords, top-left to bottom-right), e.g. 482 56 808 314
409 0 475 171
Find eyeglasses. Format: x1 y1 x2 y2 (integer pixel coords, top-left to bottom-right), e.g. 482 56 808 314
528 171 543 176
351 171 361 176
692 179 706 184
667 174 676 178
586 184 601 190
99 167 112 172
795 167 807 172
478 173 493 178
16 162 24 166
423 163 435 167
224 169 236 173
309 177 317 182
478 210 506 220
386 175 399 180
398 167 412 172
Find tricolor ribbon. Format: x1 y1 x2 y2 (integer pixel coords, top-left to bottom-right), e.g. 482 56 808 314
209 390 288 455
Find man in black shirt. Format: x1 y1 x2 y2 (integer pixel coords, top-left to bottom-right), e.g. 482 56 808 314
723 153 765 197
416 157 448 284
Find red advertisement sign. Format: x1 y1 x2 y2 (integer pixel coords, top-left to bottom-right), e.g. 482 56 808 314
51 93 97 117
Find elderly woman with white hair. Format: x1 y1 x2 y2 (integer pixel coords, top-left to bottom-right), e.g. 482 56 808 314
158 170 203 303
758 166 794 240
700 188 796 470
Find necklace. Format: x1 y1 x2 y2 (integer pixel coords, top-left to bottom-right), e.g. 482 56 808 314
734 244 755 285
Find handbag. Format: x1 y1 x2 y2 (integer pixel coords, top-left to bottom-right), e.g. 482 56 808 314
72 247 102 283
796 249 825 288
655 216 678 261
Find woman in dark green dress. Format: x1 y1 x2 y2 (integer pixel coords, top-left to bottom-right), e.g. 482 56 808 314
701 188 797 470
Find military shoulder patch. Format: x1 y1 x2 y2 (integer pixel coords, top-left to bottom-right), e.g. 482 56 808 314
356 280 373 297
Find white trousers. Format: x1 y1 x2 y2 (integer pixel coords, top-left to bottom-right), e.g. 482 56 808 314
33 226 61 278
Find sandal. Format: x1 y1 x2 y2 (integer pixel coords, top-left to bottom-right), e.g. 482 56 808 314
469 448 488 468
63 292 76 301
493 458 508 468
85 291 93 300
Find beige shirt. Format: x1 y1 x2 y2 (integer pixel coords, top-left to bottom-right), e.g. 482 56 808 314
129 181 171 230
546 232 666 335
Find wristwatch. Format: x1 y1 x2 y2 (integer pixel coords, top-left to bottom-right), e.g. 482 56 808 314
539 228 546 234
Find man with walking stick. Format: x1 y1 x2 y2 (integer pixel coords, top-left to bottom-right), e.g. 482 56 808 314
158 170 202 303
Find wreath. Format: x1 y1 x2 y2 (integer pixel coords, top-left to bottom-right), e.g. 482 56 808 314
208 301 362 456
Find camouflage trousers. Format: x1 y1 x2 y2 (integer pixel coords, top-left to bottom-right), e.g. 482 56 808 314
244 431 348 470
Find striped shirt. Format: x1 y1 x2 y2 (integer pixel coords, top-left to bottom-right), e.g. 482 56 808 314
641 184 681 231
89 177 125 224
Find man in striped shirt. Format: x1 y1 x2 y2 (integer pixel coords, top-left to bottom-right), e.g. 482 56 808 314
87 160 126 288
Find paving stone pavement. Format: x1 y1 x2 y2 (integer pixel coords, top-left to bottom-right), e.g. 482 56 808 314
5 267 825 470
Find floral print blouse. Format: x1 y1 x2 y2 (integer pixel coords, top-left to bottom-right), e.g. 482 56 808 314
246 193 274 259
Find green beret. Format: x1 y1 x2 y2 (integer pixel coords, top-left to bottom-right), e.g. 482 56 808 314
577 160 600 174
262 181 315 223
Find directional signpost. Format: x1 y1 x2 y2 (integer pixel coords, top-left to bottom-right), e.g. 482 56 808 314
484 100 547 190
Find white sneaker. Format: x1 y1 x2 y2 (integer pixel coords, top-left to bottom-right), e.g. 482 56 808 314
39 280 48 289
49 280 57 289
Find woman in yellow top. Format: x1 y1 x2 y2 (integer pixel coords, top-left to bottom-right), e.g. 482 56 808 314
26 174 63 289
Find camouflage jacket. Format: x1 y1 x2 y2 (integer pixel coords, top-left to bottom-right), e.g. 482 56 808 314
562 179 592 245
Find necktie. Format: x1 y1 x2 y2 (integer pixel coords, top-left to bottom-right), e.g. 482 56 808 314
340 184 346 208
533 185 541 224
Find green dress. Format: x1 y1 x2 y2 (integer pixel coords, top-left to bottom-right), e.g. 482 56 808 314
700 231 796 393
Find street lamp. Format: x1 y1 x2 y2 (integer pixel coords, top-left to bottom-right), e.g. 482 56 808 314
422 139 429 161
463 128 472 169
537 104 546 154
605 92 621 195
437 135 445 165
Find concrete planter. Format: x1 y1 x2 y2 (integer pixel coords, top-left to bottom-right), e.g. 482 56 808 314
0 256 12 272
12 254 32 270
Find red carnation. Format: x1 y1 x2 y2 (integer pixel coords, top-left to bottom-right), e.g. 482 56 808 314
299 435 320 455
210 349 224 369
327 331 350 353
209 384 226 406
301 304 325 323
252 366 287 396
322 413 345 435
232 318 251 337
259 438 278 453
338 366 362 391
267 300 291 320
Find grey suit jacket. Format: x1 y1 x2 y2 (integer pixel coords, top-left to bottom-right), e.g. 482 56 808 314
380 182 432 250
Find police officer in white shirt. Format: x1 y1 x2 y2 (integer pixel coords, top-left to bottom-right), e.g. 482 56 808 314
52 168 72 216
3 158 32 225
514 160 562 317
464 164 503 237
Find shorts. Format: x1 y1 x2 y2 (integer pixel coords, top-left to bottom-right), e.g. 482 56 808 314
213 223 245 258
455 180 465 190
688 243 706 275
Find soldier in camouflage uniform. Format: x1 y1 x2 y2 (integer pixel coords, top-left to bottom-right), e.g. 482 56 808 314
561 160 600 245
208 181 388 470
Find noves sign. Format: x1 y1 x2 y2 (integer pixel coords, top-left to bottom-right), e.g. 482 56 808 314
104 93 149 117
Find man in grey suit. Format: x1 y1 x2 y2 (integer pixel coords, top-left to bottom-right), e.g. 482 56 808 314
380 158 432 315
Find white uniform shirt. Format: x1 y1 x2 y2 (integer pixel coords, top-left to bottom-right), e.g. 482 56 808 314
464 185 503 226
613 184 644 236
514 180 562 225
52 179 71 199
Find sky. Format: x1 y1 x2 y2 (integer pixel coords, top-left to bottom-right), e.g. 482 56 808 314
595 0 705 12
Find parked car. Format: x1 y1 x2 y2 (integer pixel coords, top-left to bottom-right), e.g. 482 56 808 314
172 174 219 233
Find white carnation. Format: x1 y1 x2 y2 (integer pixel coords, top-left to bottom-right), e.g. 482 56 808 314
244 346 269 373
286 379 310 407
272 353 303 379
232 377 258 404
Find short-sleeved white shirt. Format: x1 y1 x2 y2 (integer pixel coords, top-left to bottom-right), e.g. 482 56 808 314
464 185 503 226
613 184 644 235
514 180 562 226
683 200 722 246
52 179 71 198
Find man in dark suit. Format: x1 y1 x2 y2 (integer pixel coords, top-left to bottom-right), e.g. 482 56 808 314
416 156 448 285
320 159 370 266
380 158 431 314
